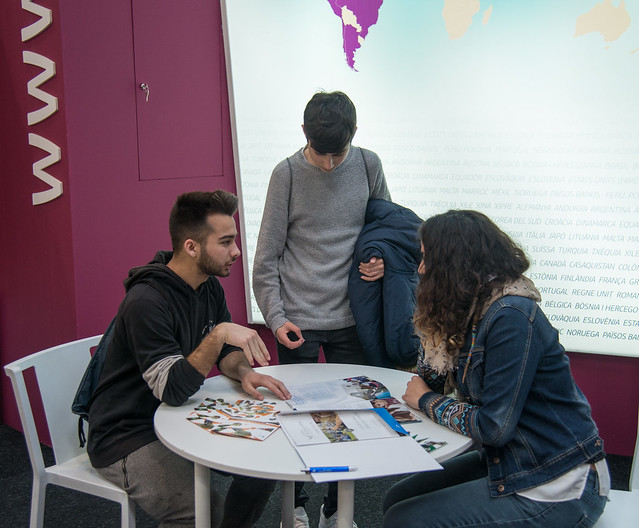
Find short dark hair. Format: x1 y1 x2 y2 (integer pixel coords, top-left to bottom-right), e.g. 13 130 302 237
169 190 238 252
303 91 357 154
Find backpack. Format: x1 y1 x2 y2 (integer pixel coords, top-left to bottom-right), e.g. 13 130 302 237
71 316 116 447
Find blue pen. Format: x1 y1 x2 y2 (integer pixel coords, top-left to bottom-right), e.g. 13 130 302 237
301 466 357 473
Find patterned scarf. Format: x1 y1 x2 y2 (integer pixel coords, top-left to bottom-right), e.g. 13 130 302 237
417 276 542 391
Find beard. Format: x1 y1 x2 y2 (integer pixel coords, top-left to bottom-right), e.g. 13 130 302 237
196 251 233 278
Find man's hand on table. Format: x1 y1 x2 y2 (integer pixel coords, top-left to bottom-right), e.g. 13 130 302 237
239 369 292 401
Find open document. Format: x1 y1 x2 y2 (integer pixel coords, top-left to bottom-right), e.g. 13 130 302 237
283 375 417 416
292 434 443 482
278 376 442 482
279 409 443 483
278 409 405 447
283 377 377 412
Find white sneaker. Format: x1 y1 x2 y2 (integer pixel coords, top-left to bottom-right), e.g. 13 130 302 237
281 506 310 528
318 504 358 528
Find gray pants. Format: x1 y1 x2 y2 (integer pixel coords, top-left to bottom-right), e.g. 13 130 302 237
96 440 276 527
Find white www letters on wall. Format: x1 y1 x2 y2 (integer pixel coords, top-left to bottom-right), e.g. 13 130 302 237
22 0 62 205
24 51 58 125
29 134 62 205
21 0 52 41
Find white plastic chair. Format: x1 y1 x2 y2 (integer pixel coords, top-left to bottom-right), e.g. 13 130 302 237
595 409 639 526
4 336 136 528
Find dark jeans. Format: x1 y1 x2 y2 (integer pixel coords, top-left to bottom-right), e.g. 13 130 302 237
276 326 367 366
277 326 366 517
383 450 607 528
97 440 276 528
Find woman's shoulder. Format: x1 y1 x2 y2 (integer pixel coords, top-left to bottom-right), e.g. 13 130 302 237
498 295 539 307
484 295 539 322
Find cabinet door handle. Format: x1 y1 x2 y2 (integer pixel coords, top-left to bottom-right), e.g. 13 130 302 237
139 82 150 102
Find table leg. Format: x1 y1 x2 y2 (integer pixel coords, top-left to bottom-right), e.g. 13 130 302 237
337 480 355 528
194 463 210 528
280 480 295 528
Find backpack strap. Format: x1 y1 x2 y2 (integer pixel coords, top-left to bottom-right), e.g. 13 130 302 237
360 148 372 197
286 157 293 219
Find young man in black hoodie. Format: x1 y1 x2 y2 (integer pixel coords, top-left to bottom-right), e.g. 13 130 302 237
87 190 291 527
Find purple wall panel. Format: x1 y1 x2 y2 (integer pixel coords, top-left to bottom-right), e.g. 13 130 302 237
0 0 76 430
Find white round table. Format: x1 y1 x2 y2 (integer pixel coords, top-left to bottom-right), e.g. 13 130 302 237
155 363 472 528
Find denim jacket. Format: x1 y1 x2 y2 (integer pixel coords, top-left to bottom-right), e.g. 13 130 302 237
419 295 605 497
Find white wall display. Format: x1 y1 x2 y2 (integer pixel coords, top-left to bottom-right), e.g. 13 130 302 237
222 0 639 356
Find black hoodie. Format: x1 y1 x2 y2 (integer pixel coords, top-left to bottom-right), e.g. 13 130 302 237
87 251 240 468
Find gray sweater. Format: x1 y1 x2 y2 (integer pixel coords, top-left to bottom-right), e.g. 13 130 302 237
252 146 391 333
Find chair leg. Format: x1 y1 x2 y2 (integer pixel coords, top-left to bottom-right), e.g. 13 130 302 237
30 477 46 528
121 495 136 528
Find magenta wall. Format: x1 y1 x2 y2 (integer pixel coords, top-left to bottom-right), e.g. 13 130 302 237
1 1 637 455
1 1 78 433
0 0 276 438
56 0 275 360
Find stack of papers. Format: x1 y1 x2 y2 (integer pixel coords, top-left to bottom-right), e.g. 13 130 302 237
186 397 280 441
283 375 391 412
279 376 442 482
184 376 446 482
278 409 403 447
280 376 421 446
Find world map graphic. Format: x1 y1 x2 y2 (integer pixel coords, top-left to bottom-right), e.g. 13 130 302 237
222 0 639 354
328 0 635 71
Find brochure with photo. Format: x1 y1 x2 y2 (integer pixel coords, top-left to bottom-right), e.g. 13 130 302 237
275 375 445 483
284 375 395 413
371 397 421 424
278 409 402 447
186 397 280 441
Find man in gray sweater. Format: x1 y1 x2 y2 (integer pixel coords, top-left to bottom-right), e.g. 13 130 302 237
252 91 391 528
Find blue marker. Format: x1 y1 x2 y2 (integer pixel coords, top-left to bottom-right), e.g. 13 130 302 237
301 466 357 473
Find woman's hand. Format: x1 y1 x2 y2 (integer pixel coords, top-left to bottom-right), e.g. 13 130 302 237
402 375 432 410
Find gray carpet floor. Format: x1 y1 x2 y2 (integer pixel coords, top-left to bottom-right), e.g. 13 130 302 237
0 424 631 527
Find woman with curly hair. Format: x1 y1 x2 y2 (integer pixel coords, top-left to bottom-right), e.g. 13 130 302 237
382 210 609 528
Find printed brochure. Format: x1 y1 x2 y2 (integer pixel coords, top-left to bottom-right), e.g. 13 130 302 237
187 397 280 441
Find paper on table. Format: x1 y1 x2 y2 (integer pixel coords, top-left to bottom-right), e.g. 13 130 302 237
278 409 400 446
186 397 280 441
283 379 374 412
371 397 421 424
278 376 444 482
295 436 443 482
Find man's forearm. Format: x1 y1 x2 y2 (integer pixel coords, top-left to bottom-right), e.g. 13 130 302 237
218 350 252 382
187 326 226 376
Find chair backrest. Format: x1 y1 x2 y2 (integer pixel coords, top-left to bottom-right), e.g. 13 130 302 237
4 336 102 471
630 408 639 491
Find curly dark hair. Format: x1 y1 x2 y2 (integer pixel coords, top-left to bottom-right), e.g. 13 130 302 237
414 210 529 354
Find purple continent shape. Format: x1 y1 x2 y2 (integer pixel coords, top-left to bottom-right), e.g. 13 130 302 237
326 0 384 71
